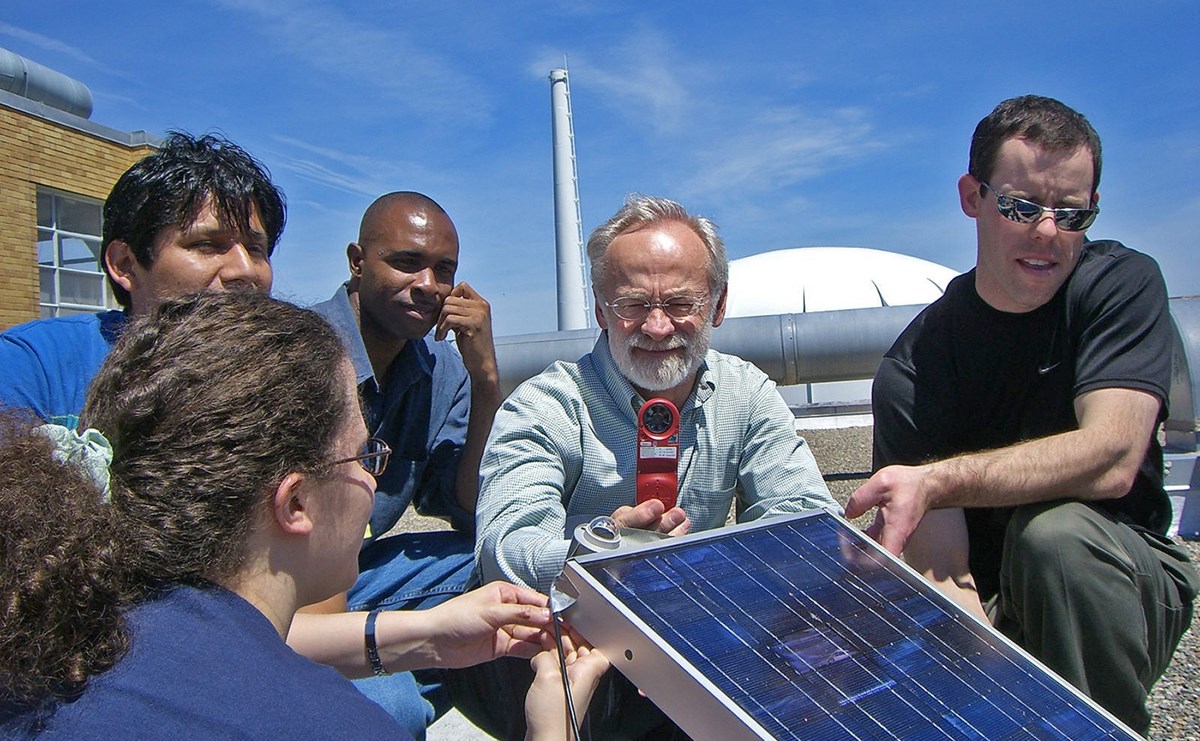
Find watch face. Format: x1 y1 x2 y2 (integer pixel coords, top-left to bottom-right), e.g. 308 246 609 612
642 402 675 435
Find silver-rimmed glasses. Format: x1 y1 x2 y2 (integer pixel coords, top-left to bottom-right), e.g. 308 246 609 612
604 296 708 322
330 437 391 476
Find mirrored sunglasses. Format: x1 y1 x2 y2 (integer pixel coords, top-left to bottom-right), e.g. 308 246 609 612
981 182 1098 232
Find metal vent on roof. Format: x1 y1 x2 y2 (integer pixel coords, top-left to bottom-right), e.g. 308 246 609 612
0 47 93 119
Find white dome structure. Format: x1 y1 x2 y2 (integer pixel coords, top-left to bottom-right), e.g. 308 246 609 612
725 247 960 317
724 247 961 411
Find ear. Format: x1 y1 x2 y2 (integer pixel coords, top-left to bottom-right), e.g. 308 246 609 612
958 174 982 219
346 242 365 289
710 284 728 328
272 472 315 536
104 240 140 295
1091 189 1100 208
593 288 608 330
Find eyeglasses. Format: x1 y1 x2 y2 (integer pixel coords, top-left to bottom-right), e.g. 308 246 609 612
980 182 1099 232
604 296 708 322
330 438 391 477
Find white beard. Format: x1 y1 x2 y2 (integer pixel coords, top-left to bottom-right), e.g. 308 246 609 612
609 320 712 392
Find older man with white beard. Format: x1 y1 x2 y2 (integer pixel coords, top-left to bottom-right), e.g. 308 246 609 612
474 195 836 594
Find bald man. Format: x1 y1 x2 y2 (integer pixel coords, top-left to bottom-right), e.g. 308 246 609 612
308 192 500 729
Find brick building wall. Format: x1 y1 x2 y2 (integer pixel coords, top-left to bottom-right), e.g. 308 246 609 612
0 98 153 329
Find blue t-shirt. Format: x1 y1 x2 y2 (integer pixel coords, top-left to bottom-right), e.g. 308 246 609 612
0 310 126 428
1 585 407 739
312 284 473 541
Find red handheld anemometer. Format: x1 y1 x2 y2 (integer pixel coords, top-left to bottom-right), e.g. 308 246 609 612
636 398 680 509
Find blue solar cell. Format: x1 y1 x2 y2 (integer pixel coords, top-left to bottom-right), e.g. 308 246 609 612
573 511 1135 740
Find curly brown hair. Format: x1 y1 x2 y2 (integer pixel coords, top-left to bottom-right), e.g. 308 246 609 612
83 289 350 594
0 411 127 705
1 291 351 707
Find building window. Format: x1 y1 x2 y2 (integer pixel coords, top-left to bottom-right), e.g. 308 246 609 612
37 189 114 318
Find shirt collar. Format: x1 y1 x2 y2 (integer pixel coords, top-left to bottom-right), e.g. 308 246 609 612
320 283 434 389
99 309 128 346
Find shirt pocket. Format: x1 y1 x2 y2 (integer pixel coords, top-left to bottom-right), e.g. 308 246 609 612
679 483 737 530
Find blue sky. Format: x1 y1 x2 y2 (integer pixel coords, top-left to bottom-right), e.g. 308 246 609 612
4 1 1197 336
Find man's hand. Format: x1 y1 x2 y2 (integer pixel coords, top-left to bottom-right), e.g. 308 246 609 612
421 581 554 669
611 498 691 536
436 281 498 383
844 464 935 556
440 281 502 515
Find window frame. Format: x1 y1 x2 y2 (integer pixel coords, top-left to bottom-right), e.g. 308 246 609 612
36 188 114 318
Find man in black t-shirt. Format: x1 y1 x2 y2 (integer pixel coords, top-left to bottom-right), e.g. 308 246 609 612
846 95 1198 734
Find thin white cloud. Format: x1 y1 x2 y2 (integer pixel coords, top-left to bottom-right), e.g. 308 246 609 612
92 90 148 113
210 0 491 124
564 26 699 135
532 23 887 205
1105 194 1200 298
0 21 127 78
273 155 379 198
683 106 886 199
271 134 391 174
0 22 101 67
267 134 446 198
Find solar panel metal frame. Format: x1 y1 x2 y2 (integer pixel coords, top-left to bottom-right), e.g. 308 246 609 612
556 509 1138 740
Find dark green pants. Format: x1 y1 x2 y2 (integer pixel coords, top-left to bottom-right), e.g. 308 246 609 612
987 501 1198 735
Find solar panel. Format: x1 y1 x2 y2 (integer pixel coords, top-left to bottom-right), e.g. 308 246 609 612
556 510 1137 740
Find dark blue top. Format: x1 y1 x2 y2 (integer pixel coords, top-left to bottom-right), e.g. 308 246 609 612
0 310 126 428
0 585 407 739
312 284 473 541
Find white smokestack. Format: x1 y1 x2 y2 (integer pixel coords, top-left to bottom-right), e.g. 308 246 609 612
549 68 589 331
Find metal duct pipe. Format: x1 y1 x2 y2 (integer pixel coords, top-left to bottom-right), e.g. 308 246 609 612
549 68 589 331
708 304 924 386
496 325 600 395
495 303 924 396
1167 296 1200 451
495 299 1200 448
0 48 93 119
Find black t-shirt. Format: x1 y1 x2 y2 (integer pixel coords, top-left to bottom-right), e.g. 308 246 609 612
872 240 1173 598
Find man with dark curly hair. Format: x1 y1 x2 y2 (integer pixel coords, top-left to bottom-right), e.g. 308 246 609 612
0 131 285 428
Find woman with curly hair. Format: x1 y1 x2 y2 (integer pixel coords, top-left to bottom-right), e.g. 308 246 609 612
0 291 603 738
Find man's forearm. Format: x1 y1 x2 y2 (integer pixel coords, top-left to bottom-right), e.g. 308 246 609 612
924 394 1153 510
850 388 1161 557
440 281 501 514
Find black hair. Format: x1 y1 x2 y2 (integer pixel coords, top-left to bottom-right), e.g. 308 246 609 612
101 132 287 309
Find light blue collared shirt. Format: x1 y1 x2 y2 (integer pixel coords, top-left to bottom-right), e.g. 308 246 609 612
476 333 837 593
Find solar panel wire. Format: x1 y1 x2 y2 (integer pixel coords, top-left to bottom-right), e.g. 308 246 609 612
550 609 587 741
